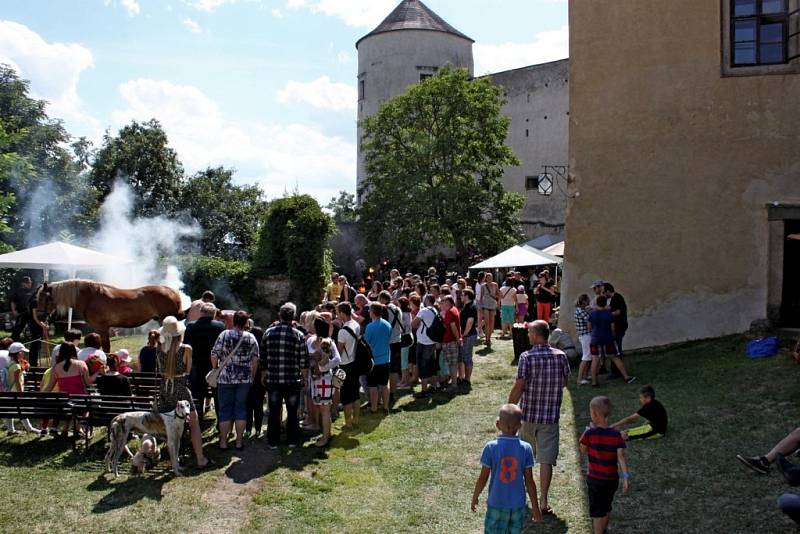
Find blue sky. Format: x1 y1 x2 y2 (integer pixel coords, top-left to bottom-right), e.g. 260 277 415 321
0 0 568 203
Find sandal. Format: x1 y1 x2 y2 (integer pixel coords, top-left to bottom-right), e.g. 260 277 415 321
541 506 554 515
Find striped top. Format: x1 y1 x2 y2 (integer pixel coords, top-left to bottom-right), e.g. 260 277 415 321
579 426 626 480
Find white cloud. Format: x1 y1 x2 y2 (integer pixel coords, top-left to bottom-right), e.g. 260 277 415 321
277 76 356 112
474 25 569 75
287 0 394 28
111 78 355 200
182 18 202 33
0 20 100 136
181 0 236 11
271 8 284 18
105 0 141 16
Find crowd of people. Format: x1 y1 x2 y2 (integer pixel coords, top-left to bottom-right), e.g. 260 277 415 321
1 265 665 531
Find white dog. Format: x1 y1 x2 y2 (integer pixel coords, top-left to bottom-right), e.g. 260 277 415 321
105 400 190 477
130 433 161 474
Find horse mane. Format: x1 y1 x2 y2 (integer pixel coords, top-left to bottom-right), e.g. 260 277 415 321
48 279 115 313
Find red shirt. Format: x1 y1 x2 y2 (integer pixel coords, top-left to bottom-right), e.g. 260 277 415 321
442 306 461 343
579 426 626 480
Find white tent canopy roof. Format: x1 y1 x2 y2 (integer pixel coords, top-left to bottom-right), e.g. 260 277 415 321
470 245 562 270
0 241 131 271
542 241 564 257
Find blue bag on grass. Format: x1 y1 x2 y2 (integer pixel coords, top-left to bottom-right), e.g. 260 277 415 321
746 336 779 359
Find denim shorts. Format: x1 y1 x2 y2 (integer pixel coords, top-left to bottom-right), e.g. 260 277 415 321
485 505 525 534
217 382 251 422
460 334 477 366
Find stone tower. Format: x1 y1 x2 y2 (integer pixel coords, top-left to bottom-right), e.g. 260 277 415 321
355 0 474 195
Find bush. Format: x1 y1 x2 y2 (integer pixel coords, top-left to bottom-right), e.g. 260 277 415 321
253 195 335 311
171 256 252 310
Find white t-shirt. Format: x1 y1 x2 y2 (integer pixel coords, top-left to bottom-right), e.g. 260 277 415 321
415 307 436 346
337 319 360 365
475 283 483 306
0 350 9 369
386 303 403 344
78 347 107 365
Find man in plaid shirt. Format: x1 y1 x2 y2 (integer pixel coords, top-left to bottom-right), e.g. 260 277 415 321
261 302 309 449
508 320 570 515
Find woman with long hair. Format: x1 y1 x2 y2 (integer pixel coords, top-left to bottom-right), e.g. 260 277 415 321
44 342 100 435
480 273 499 349
156 316 212 469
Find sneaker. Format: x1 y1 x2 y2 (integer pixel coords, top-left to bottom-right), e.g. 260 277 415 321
625 376 637 384
579 379 590 386
776 453 800 486
736 454 770 474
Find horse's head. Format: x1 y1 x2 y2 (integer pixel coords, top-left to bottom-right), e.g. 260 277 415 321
34 282 53 314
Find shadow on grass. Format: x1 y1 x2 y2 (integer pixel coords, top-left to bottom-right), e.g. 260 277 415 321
87 470 174 513
222 441 324 485
0 432 103 469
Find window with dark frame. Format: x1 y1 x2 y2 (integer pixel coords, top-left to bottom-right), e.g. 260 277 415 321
419 73 433 82
359 80 365 101
731 0 800 66
525 175 553 196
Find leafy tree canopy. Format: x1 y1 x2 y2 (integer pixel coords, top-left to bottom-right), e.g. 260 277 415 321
325 190 358 223
358 66 525 266
180 166 269 260
91 118 184 218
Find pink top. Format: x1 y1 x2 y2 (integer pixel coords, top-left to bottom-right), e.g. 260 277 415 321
57 374 87 395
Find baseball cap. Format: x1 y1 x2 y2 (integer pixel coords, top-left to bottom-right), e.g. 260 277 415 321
590 279 605 288
8 342 29 354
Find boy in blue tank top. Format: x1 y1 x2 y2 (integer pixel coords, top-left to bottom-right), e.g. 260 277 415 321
472 404 542 533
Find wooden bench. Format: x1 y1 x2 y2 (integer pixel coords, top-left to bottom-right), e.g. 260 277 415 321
127 373 161 398
23 367 48 392
0 392 75 445
69 394 154 450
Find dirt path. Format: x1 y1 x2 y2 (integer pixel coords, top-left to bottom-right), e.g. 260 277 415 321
186 443 275 534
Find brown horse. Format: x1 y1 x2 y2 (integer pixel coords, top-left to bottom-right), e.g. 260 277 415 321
35 279 183 352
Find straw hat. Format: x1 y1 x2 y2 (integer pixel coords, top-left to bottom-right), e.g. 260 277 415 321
158 316 186 351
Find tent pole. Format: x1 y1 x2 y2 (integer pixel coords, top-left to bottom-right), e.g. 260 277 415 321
68 269 75 330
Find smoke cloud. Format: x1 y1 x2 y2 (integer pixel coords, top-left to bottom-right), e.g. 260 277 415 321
91 180 200 308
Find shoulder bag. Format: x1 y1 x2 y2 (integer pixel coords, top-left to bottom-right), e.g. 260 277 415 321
205 332 247 388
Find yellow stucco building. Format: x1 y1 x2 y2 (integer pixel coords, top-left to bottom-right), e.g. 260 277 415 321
562 0 800 349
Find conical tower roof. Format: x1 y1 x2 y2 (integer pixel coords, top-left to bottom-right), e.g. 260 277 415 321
356 0 473 48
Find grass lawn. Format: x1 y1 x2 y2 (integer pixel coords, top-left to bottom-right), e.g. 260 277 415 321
0 334 798 533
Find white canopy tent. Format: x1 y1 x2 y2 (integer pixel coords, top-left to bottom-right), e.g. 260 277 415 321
542 241 565 257
470 245 562 270
0 242 132 329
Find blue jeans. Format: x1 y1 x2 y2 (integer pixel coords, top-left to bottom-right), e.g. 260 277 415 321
267 384 301 446
217 382 251 422
780 493 800 525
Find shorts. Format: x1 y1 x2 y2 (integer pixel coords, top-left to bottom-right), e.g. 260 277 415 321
441 341 460 368
520 421 560 465
626 423 664 441
516 303 528 317
485 505 526 534
417 343 438 379
587 477 619 518
217 382 251 422
408 341 417 365
389 342 402 374
400 346 410 371
460 334 476 366
590 342 618 357
500 304 516 325
438 348 449 378
579 333 592 362
366 363 390 388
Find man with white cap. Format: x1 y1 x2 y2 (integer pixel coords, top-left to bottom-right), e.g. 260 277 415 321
590 280 605 307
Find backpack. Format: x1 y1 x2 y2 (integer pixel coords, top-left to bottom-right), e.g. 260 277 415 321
421 307 446 343
342 325 374 375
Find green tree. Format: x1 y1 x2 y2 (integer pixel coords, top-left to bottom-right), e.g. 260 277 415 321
358 66 525 266
91 119 184 217
0 66 97 249
253 194 335 310
325 190 358 223
179 166 269 260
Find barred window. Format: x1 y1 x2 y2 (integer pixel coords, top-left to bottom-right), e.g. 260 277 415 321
731 0 800 66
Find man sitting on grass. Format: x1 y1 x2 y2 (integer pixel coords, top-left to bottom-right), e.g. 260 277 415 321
610 385 668 441
471 403 542 532
738 427 800 485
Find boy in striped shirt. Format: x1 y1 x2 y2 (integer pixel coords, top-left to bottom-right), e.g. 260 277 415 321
579 396 631 534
